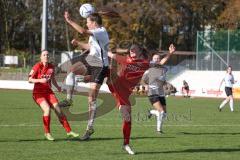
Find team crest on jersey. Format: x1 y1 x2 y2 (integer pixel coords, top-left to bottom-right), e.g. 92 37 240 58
136 62 142 66
41 74 51 79
126 64 140 72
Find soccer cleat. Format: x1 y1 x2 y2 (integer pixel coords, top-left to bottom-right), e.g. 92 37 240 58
157 131 164 134
147 109 152 119
162 112 167 119
123 145 135 155
45 133 55 141
67 131 79 138
218 107 222 112
58 99 73 108
80 128 94 141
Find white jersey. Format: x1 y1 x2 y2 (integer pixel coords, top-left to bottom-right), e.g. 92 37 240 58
142 65 168 96
224 73 234 88
86 27 109 67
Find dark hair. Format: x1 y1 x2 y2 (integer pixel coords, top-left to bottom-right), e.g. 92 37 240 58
88 13 102 25
41 49 48 52
128 43 148 59
151 53 161 58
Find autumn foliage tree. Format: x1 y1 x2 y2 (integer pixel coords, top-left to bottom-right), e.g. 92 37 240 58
0 0 238 58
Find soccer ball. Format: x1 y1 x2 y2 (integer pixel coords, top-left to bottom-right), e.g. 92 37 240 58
79 3 95 18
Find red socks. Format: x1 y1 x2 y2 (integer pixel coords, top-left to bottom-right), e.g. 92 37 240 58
43 116 50 133
123 121 131 145
42 115 71 133
59 116 71 133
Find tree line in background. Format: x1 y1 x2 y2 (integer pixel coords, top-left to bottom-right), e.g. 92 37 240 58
0 0 239 63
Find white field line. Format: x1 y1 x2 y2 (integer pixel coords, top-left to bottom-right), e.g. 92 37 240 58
1 124 240 127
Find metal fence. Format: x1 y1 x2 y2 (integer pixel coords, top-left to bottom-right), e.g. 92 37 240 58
196 30 240 71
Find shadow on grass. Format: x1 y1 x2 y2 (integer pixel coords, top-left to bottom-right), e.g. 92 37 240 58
0 136 175 143
180 132 240 135
0 138 80 143
86 136 175 142
137 148 240 155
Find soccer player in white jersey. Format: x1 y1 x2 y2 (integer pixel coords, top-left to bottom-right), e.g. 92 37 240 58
142 53 168 133
63 11 109 140
218 66 235 112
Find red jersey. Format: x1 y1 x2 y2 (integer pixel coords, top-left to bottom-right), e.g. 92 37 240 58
108 56 149 106
118 56 149 91
30 62 55 94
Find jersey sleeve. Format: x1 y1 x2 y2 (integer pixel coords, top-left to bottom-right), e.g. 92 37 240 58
89 28 104 41
29 64 39 78
142 70 149 84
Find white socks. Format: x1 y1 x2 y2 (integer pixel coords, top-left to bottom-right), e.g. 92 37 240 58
219 99 234 112
65 72 75 100
230 99 234 112
65 72 75 86
150 110 165 132
219 99 228 109
87 101 97 130
157 111 164 132
150 110 158 116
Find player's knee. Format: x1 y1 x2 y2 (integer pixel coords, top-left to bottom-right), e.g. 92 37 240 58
88 96 96 103
52 103 59 110
43 108 51 115
89 100 97 111
119 106 131 122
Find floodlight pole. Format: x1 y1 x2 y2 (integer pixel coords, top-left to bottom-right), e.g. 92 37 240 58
41 0 48 51
196 31 199 70
227 29 230 66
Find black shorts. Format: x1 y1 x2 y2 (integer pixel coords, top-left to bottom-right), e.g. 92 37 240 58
225 87 233 96
184 86 189 91
87 66 109 85
148 95 166 106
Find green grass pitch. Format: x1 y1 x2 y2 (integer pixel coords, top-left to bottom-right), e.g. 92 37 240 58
0 89 240 160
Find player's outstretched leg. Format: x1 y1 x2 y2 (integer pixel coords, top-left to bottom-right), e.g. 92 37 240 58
120 105 135 155
219 98 229 112
229 96 234 112
156 111 164 134
59 61 91 108
149 100 166 133
81 101 96 140
59 72 75 108
53 104 79 138
81 83 100 140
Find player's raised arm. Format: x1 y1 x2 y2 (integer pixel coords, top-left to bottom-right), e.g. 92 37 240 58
64 11 92 36
71 39 90 50
108 51 127 64
159 44 175 65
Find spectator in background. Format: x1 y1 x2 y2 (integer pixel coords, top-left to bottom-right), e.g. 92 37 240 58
182 80 190 97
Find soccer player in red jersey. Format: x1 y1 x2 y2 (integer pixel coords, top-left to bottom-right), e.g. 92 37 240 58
107 44 175 154
28 50 79 141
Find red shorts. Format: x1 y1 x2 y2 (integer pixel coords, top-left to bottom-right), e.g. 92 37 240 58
33 93 58 107
108 84 131 107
